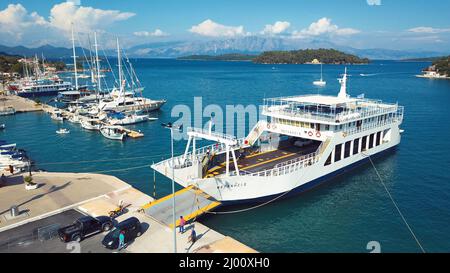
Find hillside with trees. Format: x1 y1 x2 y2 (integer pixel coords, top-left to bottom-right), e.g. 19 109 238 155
433 56 450 76
253 49 370 64
0 53 22 74
0 53 67 75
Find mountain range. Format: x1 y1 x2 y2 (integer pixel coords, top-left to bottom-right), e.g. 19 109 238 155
1 36 448 60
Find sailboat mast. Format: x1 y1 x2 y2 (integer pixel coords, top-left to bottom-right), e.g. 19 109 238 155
71 24 79 91
94 32 102 92
117 37 122 94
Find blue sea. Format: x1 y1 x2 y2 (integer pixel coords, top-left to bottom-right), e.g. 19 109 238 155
2 59 450 253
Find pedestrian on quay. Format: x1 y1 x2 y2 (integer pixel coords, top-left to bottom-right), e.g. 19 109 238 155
179 216 186 233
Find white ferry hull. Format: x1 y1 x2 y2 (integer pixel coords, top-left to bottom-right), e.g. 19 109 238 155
154 123 401 203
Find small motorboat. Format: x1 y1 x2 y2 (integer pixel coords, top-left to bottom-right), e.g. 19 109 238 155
56 128 70 134
0 124 5 130
0 107 16 116
81 119 101 131
100 125 126 141
109 113 151 125
51 110 64 121
68 114 81 124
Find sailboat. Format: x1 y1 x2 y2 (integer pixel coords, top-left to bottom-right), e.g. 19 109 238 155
313 63 327 87
97 38 166 113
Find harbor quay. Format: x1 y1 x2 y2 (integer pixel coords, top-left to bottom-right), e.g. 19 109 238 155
0 171 256 253
0 93 44 113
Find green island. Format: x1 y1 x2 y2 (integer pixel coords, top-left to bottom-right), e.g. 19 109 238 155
253 49 369 64
177 53 257 61
178 49 369 64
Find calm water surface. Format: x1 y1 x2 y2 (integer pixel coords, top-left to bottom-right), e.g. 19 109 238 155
2 59 450 253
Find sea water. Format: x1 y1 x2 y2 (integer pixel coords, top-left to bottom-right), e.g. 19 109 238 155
2 59 450 253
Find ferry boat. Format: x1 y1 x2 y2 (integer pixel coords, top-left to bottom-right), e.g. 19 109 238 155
152 69 404 204
9 77 73 98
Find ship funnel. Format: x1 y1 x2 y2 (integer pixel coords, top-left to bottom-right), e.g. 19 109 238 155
338 67 348 99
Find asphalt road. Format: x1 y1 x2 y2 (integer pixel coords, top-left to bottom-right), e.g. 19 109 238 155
0 209 124 253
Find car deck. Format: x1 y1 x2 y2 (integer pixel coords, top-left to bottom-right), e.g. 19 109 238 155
205 141 321 177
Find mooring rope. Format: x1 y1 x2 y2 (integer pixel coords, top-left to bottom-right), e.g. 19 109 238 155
363 152 426 253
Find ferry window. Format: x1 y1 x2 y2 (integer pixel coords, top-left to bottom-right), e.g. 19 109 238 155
353 139 360 155
369 134 375 149
325 153 332 166
344 141 351 158
334 144 342 162
376 132 382 146
325 125 330 131
361 136 367 151
311 123 315 129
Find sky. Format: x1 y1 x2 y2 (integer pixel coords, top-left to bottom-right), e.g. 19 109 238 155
1 0 450 51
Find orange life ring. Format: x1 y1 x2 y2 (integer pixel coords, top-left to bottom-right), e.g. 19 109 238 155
267 123 271 129
316 131 321 138
308 131 313 137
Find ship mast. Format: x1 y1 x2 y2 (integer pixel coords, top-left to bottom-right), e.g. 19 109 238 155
117 37 123 97
338 67 348 98
71 23 79 91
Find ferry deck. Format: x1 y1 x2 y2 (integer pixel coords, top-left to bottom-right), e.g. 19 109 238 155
204 138 321 177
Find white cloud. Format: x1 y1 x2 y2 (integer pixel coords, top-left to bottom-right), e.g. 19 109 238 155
367 0 382 5
189 19 248 37
292 17 360 39
134 29 169 37
408 27 450 34
0 2 136 46
49 2 135 33
261 21 291 35
0 4 49 40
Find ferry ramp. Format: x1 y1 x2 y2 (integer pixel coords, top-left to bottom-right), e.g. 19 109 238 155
142 186 221 228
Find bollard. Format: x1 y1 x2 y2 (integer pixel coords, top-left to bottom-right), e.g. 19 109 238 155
10 205 19 217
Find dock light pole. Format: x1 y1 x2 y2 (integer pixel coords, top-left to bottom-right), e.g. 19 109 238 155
162 122 183 253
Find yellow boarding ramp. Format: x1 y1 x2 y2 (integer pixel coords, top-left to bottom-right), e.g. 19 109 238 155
142 185 221 228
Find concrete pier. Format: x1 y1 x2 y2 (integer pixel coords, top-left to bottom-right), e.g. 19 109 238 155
0 171 256 253
0 94 44 113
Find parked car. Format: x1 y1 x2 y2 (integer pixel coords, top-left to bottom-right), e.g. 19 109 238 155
294 139 313 147
58 216 113 243
102 217 142 249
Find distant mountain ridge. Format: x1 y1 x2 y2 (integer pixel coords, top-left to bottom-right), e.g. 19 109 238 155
1 37 448 60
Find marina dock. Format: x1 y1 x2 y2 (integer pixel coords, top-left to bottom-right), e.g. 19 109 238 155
0 171 256 253
0 94 44 113
42 103 145 139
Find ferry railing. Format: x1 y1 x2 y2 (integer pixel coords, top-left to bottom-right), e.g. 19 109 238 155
343 111 404 136
262 102 399 124
159 137 248 170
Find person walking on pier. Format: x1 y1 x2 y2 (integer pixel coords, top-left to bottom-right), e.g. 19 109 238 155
179 216 186 233
118 231 125 250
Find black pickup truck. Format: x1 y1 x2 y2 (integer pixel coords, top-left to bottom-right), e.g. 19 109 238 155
58 216 113 243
